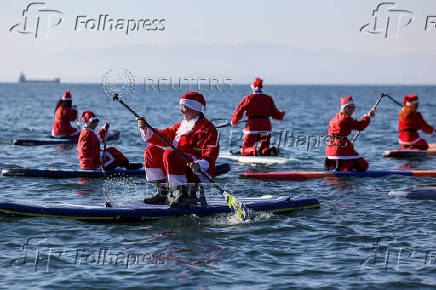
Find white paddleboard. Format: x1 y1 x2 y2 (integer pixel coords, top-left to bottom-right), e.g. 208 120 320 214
219 153 300 165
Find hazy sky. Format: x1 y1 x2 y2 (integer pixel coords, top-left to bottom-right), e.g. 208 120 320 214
2 0 436 84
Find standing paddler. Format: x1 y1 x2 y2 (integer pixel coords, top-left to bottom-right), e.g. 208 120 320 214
398 94 434 150
51 90 80 139
325 96 376 171
137 92 219 208
231 77 285 156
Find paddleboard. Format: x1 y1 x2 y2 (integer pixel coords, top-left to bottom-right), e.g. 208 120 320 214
1 163 231 179
240 170 436 181
13 130 120 146
383 143 436 158
219 152 300 165
0 195 320 222
389 184 436 199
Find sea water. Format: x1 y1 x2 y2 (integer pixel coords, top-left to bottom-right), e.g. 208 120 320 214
0 83 435 288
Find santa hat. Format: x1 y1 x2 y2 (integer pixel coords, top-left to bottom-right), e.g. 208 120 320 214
341 96 355 110
179 91 206 112
78 111 99 126
62 90 72 100
404 94 418 106
251 77 263 90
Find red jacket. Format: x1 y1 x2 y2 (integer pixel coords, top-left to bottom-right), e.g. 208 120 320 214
52 106 78 137
326 112 370 159
144 116 219 178
77 127 106 170
398 112 434 145
232 93 285 133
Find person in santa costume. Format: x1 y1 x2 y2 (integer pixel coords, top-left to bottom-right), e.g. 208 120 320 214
231 77 285 156
136 92 219 208
77 111 142 170
325 96 376 171
398 94 434 150
52 90 80 138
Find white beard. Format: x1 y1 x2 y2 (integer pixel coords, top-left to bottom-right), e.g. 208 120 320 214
176 117 198 136
173 116 199 147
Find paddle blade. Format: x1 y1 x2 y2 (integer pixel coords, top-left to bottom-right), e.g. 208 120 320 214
224 191 249 220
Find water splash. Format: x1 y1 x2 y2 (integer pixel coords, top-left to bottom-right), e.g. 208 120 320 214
209 211 273 226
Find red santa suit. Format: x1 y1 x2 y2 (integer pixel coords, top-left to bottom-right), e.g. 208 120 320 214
141 92 219 188
52 90 80 138
231 78 285 156
398 95 434 150
77 111 128 170
325 96 371 171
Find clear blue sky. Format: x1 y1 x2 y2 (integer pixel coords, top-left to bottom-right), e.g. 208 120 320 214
1 0 436 84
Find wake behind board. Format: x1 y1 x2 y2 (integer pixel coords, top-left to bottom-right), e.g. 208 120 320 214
383 143 436 158
13 130 120 146
240 170 436 181
2 163 231 179
389 183 436 199
0 195 320 222
219 152 300 165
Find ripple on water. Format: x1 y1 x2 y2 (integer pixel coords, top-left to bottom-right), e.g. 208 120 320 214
0 84 435 288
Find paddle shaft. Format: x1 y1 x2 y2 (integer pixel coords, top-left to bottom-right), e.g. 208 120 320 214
216 119 248 129
352 94 385 144
384 94 403 107
102 129 107 171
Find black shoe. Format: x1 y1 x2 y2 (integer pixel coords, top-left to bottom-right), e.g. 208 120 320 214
125 162 143 170
168 185 198 208
143 180 168 204
266 147 279 156
255 142 263 156
143 194 167 204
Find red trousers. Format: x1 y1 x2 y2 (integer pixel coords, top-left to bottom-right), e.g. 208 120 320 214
400 138 429 150
325 157 369 172
144 145 199 187
103 147 129 170
241 134 271 156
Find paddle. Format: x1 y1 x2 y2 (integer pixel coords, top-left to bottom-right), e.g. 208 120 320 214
112 93 249 220
101 124 108 173
214 119 248 129
383 94 403 107
351 93 386 144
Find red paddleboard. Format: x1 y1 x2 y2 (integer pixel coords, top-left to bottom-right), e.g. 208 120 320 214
383 143 436 158
240 170 436 181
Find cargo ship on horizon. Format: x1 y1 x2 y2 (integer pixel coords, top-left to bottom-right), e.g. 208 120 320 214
19 72 60 83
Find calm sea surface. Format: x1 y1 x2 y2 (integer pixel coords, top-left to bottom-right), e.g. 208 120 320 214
0 83 435 289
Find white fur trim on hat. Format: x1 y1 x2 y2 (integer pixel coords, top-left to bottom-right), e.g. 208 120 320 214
180 98 205 112
405 100 419 105
341 100 355 110
88 116 99 123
